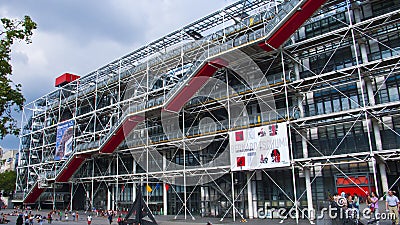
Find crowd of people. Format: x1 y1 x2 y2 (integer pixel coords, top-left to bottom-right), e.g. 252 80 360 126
10 209 126 225
331 192 361 210
15 212 45 225
330 190 400 225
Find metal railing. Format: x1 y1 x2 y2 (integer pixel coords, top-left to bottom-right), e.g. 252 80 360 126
25 0 311 201
48 0 305 179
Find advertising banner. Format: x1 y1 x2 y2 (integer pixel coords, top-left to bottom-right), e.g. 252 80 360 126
54 120 74 161
230 122 290 171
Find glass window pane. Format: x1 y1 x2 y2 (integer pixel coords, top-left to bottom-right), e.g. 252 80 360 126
341 97 350 110
324 99 332 113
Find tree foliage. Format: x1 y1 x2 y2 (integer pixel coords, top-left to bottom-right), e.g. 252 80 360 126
0 16 37 139
0 170 17 196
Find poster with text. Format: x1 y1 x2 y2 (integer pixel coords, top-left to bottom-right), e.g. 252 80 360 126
230 122 290 171
54 120 74 160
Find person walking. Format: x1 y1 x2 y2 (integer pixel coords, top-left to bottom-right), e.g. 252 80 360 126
368 191 380 225
76 212 79 221
23 216 28 225
107 213 113 225
87 215 92 225
353 194 360 210
47 212 52 224
38 215 43 225
117 215 123 225
16 215 23 225
386 190 399 225
28 214 34 225
353 193 360 217
348 194 354 209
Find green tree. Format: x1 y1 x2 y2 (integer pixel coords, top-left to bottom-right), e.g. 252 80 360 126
0 16 37 139
0 170 17 196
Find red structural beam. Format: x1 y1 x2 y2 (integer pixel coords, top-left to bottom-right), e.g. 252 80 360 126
24 183 45 204
24 154 91 203
99 115 145 154
164 58 228 112
258 0 327 52
56 154 91 182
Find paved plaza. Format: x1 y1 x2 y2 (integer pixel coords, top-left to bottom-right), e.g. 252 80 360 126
0 206 397 225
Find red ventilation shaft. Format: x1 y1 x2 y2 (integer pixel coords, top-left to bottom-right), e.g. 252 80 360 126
55 73 80 87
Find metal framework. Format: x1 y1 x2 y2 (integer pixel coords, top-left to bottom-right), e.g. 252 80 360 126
15 0 400 223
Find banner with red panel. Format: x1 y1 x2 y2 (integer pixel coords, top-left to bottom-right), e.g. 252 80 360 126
229 122 290 171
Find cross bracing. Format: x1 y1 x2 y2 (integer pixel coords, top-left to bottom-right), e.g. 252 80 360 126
15 0 400 223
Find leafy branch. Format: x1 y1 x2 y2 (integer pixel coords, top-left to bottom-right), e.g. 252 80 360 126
0 16 37 139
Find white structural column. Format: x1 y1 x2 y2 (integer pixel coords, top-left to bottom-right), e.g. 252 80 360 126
116 154 119 210
373 121 389 193
112 184 115 210
163 182 168 215
107 186 112 210
354 2 389 194
91 160 95 211
203 186 210 216
53 186 56 210
247 172 254 219
162 153 168 215
303 135 314 221
251 178 258 218
363 67 389 193
295 61 314 221
231 172 236 222
108 157 113 210
200 187 205 217
132 159 136 206
70 183 74 210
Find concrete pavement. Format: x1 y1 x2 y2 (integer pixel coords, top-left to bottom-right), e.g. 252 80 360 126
0 208 397 225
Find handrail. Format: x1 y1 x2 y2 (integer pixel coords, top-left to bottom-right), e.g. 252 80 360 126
24 0 319 203
46 0 305 180
75 0 305 156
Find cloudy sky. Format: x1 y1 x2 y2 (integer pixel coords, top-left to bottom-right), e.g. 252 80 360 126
0 0 236 149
